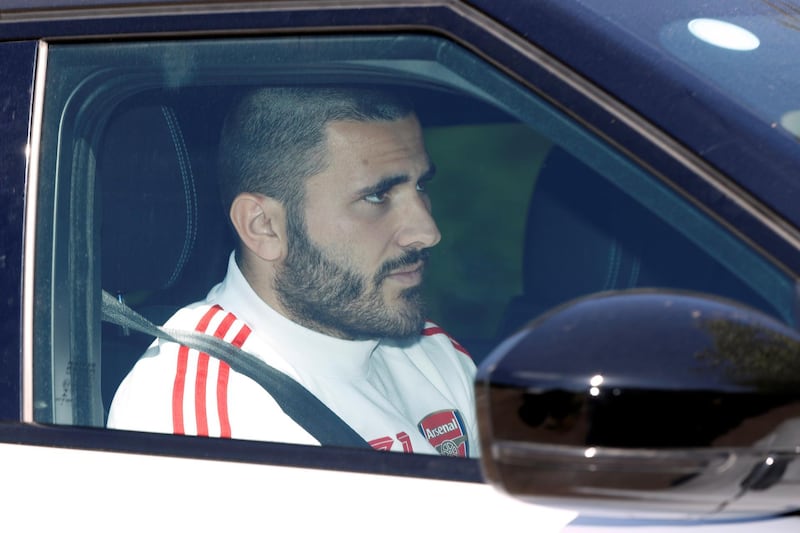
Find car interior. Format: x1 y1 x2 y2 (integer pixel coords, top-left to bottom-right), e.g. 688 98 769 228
94 87 786 427
33 35 797 432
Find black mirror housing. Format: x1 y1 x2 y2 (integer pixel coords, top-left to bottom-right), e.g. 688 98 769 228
476 290 800 519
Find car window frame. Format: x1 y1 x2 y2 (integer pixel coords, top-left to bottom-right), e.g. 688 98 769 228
37 30 798 427
12 1 800 479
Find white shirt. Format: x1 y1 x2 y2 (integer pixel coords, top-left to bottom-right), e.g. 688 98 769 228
108 253 479 457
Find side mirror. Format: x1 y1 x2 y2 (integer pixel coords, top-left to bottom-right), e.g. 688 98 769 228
476 290 800 519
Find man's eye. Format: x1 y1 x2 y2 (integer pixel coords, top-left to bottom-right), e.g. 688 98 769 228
364 191 388 204
417 176 434 193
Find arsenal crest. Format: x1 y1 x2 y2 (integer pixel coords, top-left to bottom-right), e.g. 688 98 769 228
418 409 469 457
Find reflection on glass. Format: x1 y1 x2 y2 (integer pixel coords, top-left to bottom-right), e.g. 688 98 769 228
698 318 800 392
780 109 800 138
688 18 760 51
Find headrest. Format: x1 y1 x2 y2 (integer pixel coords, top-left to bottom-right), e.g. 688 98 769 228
499 146 775 337
99 104 198 295
521 147 646 312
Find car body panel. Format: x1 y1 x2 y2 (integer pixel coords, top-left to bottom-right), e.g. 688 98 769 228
0 40 36 422
4 434 800 532
0 441 577 532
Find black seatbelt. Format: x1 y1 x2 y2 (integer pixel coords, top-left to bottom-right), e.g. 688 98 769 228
101 290 371 449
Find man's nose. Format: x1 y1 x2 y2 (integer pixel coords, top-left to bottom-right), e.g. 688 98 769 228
397 194 441 249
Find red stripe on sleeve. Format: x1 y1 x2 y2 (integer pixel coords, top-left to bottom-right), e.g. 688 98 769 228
217 322 252 438
197 305 223 331
209 314 244 439
230 323 252 348
172 345 189 435
422 326 445 336
194 353 210 436
215 312 236 338
216 362 231 438
171 305 222 436
422 325 472 359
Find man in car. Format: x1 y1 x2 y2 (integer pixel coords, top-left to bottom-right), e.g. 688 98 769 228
107 87 478 457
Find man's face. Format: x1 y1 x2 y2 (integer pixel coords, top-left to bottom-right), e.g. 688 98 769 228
275 114 441 340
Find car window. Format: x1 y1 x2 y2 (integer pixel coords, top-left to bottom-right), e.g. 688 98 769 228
32 34 796 447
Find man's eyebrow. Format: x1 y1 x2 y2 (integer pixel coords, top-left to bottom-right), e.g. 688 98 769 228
356 165 436 197
420 164 437 183
357 175 409 198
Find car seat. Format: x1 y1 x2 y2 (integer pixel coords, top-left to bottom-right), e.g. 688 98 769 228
98 96 234 417
498 146 776 339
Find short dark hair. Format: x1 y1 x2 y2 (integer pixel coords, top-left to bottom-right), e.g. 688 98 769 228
217 86 415 222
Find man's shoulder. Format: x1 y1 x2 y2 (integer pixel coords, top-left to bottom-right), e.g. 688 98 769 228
419 320 472 360
160 299 302 380
163 301 244 334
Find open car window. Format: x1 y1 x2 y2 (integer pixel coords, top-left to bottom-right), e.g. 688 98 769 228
33 34 796 441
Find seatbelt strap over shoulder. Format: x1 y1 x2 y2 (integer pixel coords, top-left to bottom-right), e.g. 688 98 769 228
101 290 371 449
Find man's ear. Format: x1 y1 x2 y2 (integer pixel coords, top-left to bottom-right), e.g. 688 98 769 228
229 192 287 262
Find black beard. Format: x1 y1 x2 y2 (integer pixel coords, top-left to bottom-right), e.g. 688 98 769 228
274 222 429 340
